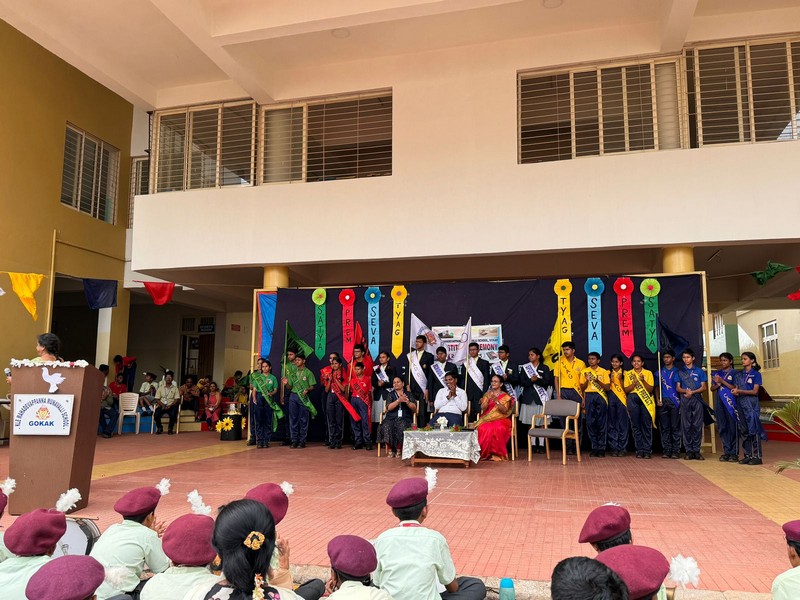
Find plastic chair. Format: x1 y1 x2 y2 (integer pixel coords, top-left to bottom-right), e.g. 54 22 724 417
117 392 141 434
528 399 581 465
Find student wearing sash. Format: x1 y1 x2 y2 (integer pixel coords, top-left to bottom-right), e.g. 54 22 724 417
494 345 519 389
607 354 629 457
434 371 468 427
658 350 682 459
372 351 396 441
283 352 317 449
277 349 298 446
460 342 491 418
555 341 586 454
321 353 348 450
623 354 656 459
353 344 374 375
519 347 552 454
579 352 611 457
711 352 739 462
406 335 434 426
428 346 457 418
674 348 707 461
250 360 280 449
733 351 766 465
350 362 374 451
379 376 417 458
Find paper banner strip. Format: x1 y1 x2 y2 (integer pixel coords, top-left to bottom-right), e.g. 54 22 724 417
640 278 661 353
584 278 604 355
7 272 45 320
554 279 573 345
390 285 407 358
312 288 327 359
365 287 381 359
258 292 278 358
613 277 635 358
339 289 356 362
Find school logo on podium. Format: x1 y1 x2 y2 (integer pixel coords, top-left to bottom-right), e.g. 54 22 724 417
13 394 74 436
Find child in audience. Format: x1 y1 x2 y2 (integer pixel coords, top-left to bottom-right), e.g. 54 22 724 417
550 557 628 600
0 477 16 562
25 555 106 600
326 535 394 599
597 545 670 600
772 520 800 600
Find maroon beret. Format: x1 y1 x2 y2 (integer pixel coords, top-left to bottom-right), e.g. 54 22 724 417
386 478 428 509
579 505 631 544
597 545 669 600
26 555 105 600
245 483 291 524
783 520 800 543
0 492 7 516
114 487 162 517
328 535 377 577
5 509 67 556
162 514 217 566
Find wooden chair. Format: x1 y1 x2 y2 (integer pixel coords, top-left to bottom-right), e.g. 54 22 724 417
528 399 581 465
117 392 141 434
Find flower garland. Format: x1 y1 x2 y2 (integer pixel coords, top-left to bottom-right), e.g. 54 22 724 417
10 359 89 368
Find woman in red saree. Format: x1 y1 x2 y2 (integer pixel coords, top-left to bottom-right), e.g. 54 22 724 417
476 374 513 461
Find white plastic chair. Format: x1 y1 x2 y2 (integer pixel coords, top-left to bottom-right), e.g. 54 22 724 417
117 392 141 434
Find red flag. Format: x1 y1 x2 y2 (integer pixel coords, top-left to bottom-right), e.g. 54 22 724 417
789 289 800 301
142 282 175 305
354 321 374 373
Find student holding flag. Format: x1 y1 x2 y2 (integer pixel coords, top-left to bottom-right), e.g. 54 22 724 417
674 348 708 460
711 352 739 462
624 354 656 459
579 352 611 457
250 359 281 448
461 342 491 418
282 352 317 449
658 350 682 459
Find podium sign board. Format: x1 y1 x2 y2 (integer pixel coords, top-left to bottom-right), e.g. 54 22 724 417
8 365 103 514
13 394 75 435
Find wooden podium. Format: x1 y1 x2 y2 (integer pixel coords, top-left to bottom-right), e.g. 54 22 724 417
8 364 103 514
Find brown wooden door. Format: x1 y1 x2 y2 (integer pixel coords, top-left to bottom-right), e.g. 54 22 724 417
197 334 215 378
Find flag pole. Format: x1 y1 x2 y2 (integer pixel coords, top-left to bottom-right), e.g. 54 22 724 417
280 320 288 401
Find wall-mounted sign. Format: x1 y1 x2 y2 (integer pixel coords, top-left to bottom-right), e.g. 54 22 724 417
198 323 215 333
231 324 241 332
13 394 75 436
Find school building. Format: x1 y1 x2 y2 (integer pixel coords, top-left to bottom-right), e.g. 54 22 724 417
1 0 799 396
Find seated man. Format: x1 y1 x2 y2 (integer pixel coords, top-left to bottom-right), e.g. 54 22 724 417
138 371 158 415
98 378 119 439
25 554 106 600
550 557 628 600
597 545 670 600
773 520 800 600
374 471 486 600
90 480 171 599
179 376 201 414
433 372 467 427
154 371 180 435
326 535 394 599
109 372 128 405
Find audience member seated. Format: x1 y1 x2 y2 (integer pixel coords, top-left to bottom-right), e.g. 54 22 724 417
202 382 223 429
432 372 467 427
597 545 669 600
90 480 171 599
378 377 417 458
98 376 120 440
113 354 137 391
550 556 629 600
109 373 128 405
326 535 394 599
0 477 15 562
138 372 158 415
579 505 633 553
180 376 201 414
773 520 800 600
25 554 106 600
374 471 486 600
223 370 243 395
474 374 512 461
154 371 181 435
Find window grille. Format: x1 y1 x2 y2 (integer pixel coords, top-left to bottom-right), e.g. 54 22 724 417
128 156 149 228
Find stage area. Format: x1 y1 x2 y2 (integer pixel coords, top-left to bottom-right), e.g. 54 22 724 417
2 433 796 597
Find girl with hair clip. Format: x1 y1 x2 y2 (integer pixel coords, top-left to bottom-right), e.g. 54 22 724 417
711 352 739 462
733 352 767 466
186 499 302 600
607 354 629 457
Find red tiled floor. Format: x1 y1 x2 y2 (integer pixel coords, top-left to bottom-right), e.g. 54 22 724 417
1 433 798 593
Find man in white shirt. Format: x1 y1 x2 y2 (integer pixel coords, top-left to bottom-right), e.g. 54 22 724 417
773 520 800 600
433 372 467 427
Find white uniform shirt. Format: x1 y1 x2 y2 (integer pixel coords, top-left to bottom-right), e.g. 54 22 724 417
0 530 12 563
328 580 395 600
433 387 467 416
0 554 50 599
140 565 222 600
772 564 800 600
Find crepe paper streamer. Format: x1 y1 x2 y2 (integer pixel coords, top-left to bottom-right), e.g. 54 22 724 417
312 288 327 359
554 279 573 345
613 277 635 358
390 285 408 358
584 278 605 355
751 261 793 286
339 289 356 362
640 278 661 353
7 272 45 320
365 287 382 359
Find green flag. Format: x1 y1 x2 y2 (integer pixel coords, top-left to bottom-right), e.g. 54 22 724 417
286 321 314 359
752 261 793 286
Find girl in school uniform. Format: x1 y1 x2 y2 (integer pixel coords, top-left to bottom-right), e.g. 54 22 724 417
733 352 767 466
711 352 739 462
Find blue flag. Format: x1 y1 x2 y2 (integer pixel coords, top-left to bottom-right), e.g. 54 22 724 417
258 292 278 358
82 278 117 309
658 318 690 356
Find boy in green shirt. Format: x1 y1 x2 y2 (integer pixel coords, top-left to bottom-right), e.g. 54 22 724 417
282 352 317 448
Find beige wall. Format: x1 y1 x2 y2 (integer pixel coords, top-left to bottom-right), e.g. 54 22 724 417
736 310 800 398
222 311 254 380
0 20 133 393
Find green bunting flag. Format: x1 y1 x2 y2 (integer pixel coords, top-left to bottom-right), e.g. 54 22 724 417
286 321 314 359
312 288 327 359
751 261 793 286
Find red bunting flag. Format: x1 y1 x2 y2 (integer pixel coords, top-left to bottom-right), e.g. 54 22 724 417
339 289 356 362
613 277 635 357
142 281 175 305
789 290 800 301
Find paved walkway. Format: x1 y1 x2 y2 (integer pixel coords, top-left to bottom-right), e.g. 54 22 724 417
1 432 798 596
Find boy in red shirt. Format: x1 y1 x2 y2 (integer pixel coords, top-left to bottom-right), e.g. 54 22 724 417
109 373 128 404
349 362 373 451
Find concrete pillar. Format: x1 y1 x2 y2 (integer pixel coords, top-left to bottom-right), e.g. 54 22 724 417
662 246 695 273
263 265 289 291
95 308 112 368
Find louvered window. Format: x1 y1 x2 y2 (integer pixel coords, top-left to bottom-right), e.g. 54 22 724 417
128 156 149 228
518 58 683 163
686 38 800 146
60 124 120 224
261 92 392 183
153 101 256 192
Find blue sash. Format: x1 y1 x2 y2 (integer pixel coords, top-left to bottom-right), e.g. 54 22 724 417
735 371 768 441
715 370 738 420
660 368 680 408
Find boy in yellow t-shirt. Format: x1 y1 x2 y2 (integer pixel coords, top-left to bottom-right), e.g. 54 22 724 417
555 341 586 455
579 352 611 457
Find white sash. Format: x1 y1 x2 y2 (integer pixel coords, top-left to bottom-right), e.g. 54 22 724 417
431 361 448 387
491 361 518 401
374 365 389 383
408 351 427 392
523 362 550 404
467 358 484 389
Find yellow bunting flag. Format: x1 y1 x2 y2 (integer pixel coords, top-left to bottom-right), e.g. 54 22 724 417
390 285 407 358
7 272 45 321
543 279 573 371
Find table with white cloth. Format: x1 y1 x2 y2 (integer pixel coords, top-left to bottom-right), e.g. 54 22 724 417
401 429 481 468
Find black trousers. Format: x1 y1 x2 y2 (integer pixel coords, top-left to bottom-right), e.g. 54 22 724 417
659 400 681 454
154 404 178 432
326 392 344 446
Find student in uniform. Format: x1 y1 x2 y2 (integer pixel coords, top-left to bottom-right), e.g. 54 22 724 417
349 362 373 451
373 472 486 600
282 352 317 449
406 336 434 426
518 347 552 453
428 347 457 421
607 354 629 457
554 342 586 454
711 352 739 462
734 351 766 465
460 343 491 420
597 545 670 600
322 353 348 450
250 359 280 449
325 535 394 600
371 351 395 441
772 520 800 600
25 555 106 600
624 354 656 459
0 477 14 562
674 348 708 461
579 352 611 457
550 557 628 600
658 350 682 459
